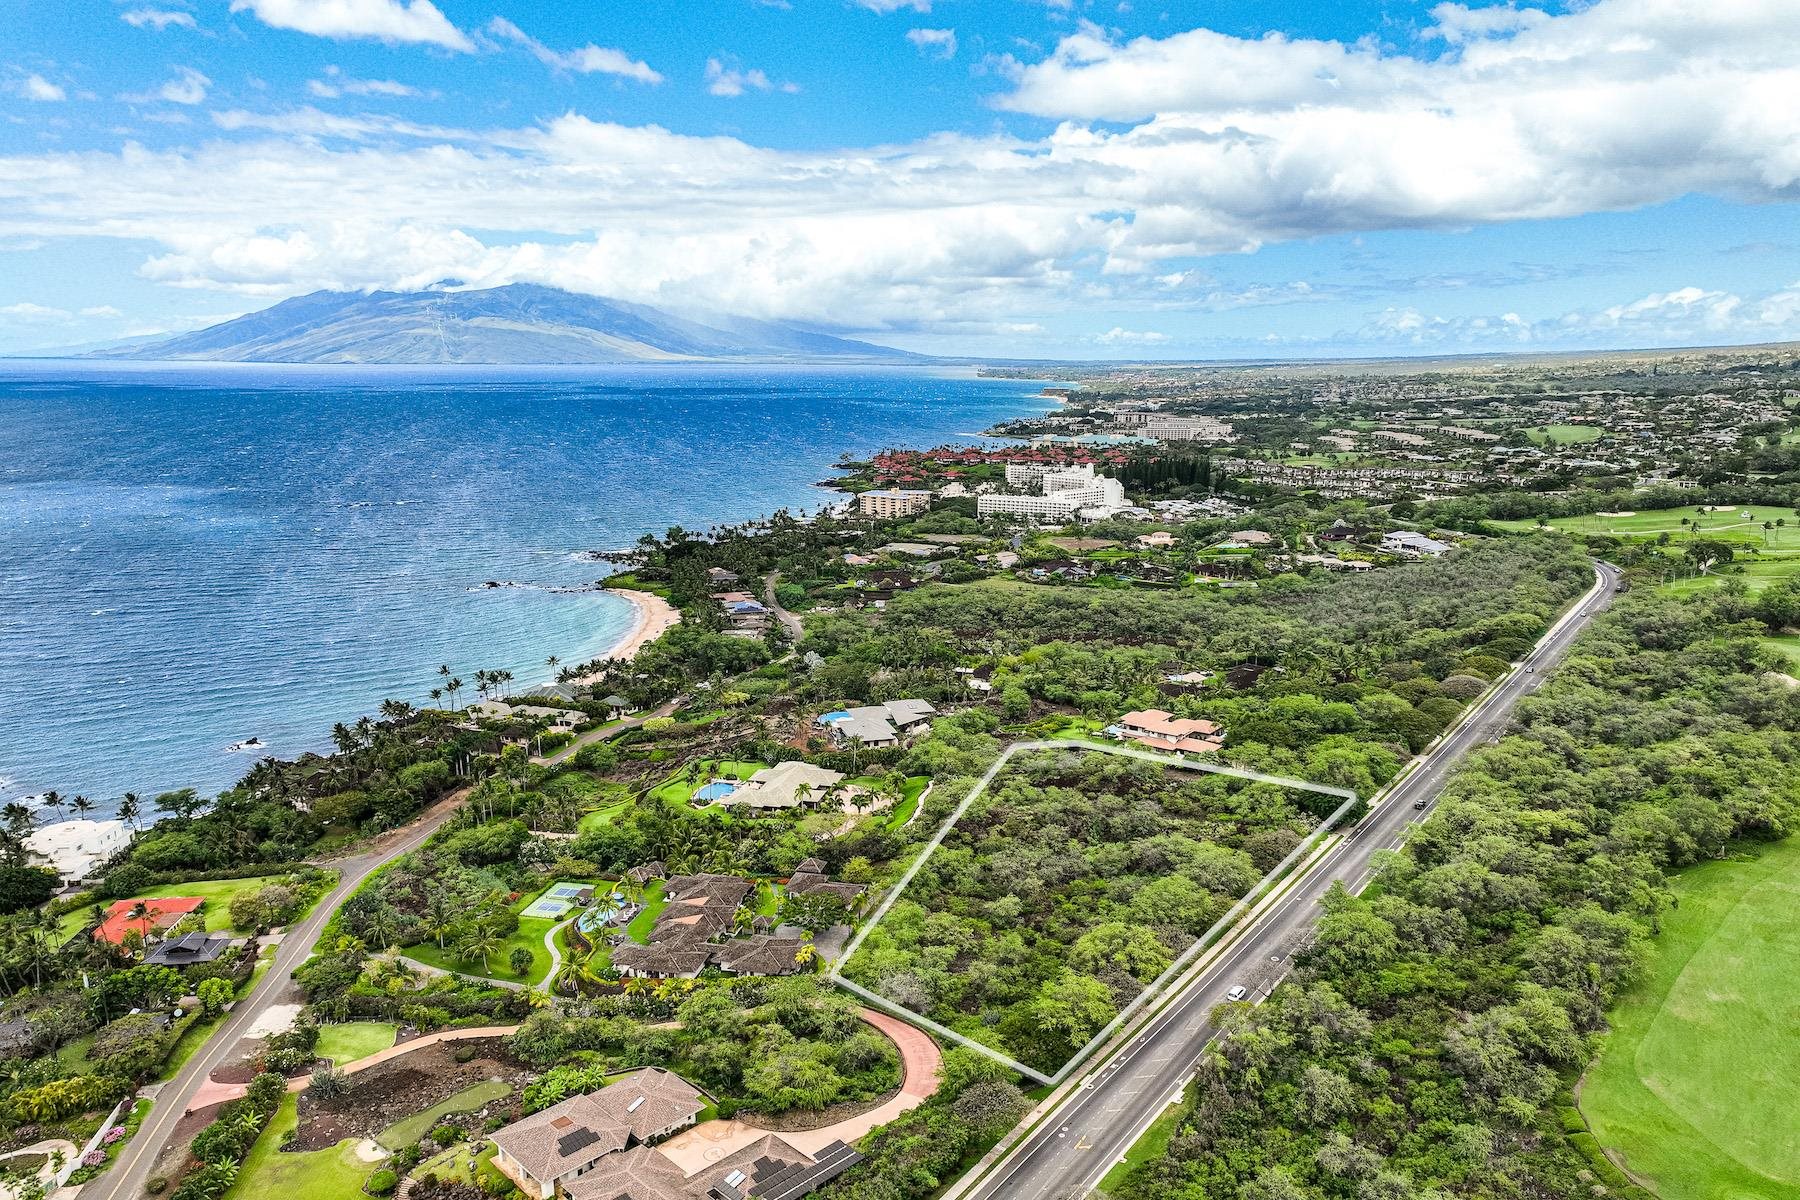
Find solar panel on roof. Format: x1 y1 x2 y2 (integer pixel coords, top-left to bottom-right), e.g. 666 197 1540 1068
555 1127 600 1157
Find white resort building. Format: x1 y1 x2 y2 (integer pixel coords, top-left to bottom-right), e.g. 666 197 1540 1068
980 464 1128 521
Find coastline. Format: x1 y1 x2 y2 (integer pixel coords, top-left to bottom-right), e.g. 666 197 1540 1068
573 588 681 681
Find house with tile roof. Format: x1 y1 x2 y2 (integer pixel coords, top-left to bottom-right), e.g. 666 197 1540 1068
1114 709 1225 755
93 896 204 946
785 859 866 908
728 762 845 811
490 1068 706 1199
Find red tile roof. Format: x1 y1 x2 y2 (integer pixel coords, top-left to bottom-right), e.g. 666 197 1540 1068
95 896 203 945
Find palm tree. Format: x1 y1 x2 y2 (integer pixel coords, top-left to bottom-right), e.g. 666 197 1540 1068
794 940 817 968
423 887 457 950
446 677 464 710
70 795 96 820
41 792 63 821
428 686 444 708
455 925 504 973
546 655 560 673
117 793 140 831
1 804 34 838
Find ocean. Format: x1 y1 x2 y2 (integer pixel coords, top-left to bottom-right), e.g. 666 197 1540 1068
0 362 1052 813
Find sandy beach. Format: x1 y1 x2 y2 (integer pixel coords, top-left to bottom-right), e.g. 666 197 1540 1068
572 588 681 681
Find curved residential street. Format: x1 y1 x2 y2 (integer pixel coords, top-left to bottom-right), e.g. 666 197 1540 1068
92 703 675 1200
90 794 466 1200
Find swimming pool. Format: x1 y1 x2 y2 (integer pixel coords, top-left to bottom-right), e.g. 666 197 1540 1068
694 781 741 803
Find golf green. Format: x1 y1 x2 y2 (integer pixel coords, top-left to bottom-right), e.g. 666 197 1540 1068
1581 837 1800 1200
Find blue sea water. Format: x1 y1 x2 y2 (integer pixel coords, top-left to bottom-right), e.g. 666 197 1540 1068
0 361 1052 812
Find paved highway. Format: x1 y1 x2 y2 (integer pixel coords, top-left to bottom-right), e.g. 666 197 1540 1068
958 561 1620 1200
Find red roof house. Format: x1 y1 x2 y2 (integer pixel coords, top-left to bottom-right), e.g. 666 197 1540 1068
94 896 204 946
1117 709 1225 755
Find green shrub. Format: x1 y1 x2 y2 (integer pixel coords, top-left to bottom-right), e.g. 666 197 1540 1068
366 1169 398 1195
1568 1133 1633 1189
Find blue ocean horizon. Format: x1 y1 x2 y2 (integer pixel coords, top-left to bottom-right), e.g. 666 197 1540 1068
0 361 1052 814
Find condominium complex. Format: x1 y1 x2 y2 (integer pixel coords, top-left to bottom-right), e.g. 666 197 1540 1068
857 488 933 519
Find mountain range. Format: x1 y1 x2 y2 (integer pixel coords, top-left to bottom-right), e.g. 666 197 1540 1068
87 284 924 365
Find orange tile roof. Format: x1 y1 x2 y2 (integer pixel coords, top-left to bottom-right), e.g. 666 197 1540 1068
95 896 203 945
1119 709 1221 738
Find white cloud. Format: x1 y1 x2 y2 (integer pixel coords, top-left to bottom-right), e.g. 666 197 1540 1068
906 28 957 60
993 0 1800 262
856 0 931 11
704 58 797 97
485 18 661 83
122 9 200 31
1425 3 1551 44
10 74 67 102
229 0 473 52
80 305 125 318
124 66 210 105
0 302 72 321
1094 326 1170 344
2 0 1798 345
307 66 422 98
1349 280 1800 350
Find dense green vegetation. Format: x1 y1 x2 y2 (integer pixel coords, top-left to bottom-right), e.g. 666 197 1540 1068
1108 585 1800 1200
506 976 900 1117
847 753 1319 1072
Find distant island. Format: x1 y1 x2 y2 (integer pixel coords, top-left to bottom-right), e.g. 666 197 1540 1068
80 283 928 366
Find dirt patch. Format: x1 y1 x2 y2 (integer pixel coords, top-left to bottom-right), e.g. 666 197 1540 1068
291 1039 530 1152
208 1036 268 1085
148 1103 222 1193
409 1177 488 1200
736 1083 899 1134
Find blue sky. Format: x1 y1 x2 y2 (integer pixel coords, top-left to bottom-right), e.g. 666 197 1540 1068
2 0 1798 358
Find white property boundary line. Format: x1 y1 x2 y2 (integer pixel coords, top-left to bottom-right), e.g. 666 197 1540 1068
949 560 1618 1196
829 738 1359 1087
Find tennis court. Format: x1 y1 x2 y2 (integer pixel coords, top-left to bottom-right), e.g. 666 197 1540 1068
522 881 592 920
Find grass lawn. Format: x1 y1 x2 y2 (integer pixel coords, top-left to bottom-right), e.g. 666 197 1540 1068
1761 635 1800 668
1494 505 1800 549
315 1022 398 1066
1580 837 1800 1200
648 759 769 807
415 1143 502 1189
578 799 632 833
376 1080 513 1152
1658 555 1800 597
55 1033 96 1073
1101 1081 1194 1192
225 1094 374 1200
1525 423 1606 444
625 880 668 945
750 881 782 918
405 912 556 986
55 875 316 940
884 776 929 830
